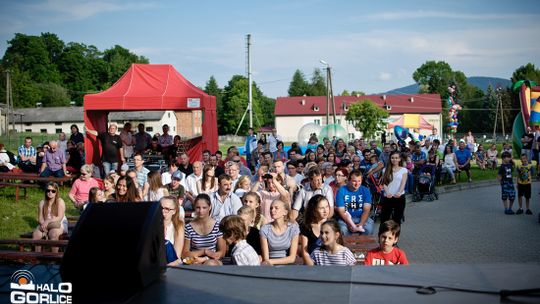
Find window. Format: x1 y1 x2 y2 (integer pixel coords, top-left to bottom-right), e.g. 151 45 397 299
168 113 171 118
55 128 62 134
25 129 31 133
337 119 341 124
314 119 321 125
25 123 32 126
40 129 47 133
173 126 176 131
55 122 62 126
146 127 153 132
349 133 355 140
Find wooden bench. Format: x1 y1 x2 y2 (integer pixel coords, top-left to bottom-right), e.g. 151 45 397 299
295 234 379 265
0 239 68 264
0 172 74 201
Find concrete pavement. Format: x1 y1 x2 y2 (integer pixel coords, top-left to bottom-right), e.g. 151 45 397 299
388 181 540 264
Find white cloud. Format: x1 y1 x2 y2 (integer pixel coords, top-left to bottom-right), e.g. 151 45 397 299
378 72 392 81
25 0 157 20
364 10 538 21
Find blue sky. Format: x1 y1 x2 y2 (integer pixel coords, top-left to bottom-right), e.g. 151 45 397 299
0 0 539 98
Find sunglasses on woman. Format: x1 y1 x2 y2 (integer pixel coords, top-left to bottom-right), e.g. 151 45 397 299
46 189 57 193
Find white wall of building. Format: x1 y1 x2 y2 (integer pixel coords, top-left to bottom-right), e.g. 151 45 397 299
276 113 442 143
14 121 85 135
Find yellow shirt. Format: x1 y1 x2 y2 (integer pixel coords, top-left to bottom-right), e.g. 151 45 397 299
517 164 532 185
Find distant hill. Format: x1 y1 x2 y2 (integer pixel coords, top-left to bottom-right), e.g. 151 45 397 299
384 76 511 94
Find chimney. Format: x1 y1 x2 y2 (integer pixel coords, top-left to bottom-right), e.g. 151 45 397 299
382 95 386 101
300 99 305 106
356 93 360 97
409 97 414 103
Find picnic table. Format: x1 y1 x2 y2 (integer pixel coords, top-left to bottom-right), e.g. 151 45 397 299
0 239 67 264
0 172 73 201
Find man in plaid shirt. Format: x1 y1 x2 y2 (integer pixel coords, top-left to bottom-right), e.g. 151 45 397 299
18 137 38 173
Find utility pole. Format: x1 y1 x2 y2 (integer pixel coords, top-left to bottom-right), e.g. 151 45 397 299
320 60 336 125
5 70 11 142
499 87 505 139
492 87 500 141
247 34 253 129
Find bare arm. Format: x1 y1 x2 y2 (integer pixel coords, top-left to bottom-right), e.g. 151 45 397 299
336 207 356 229
300 235 314 266
168 225 185 266
86 129 98 136
272 177 290 204
261 235 270 262
358 204 371 227
206 237 226 260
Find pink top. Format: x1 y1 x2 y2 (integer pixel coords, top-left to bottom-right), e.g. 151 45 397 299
70 178 100 205
258 190 281 221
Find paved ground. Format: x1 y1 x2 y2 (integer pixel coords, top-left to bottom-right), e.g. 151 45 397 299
385 181 540 264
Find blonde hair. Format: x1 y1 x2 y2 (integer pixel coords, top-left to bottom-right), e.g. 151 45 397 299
271 199 292 223
147 170 164 191
80 164 93 176
234 175 251 192
237 205 255 218
242 192 262 227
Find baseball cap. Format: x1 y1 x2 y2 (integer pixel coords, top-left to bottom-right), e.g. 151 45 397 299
172 171 183 180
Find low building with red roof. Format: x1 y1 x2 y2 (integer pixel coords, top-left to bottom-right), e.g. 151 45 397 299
274 94 442 142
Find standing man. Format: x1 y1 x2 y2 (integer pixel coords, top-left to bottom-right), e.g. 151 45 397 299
245 127 257 171
267 128 282 154
428 128 441 142
87 124 125 174
120 122 135 159
39 141 68 178
335 170 373 235
521 126 534 161
134 123 152 154
158 124 173 151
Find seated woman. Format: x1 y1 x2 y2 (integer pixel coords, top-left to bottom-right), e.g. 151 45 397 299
196 165 218 195
0 143 15 172
475 144 487 170
260 199 300 265
161 196 184 266
88 187 106 204
107 176 141 202
182 194 225 265
487 144 498 170
69 164 100 210
32 182 68 252
301 194 331 265
146 170 169 201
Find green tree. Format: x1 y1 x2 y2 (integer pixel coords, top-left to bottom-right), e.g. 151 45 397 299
103 45 149 84
37 82 70 107
254 86 275 127
40 32 65 65
308 68 327 96
204 76 224 129
288 69 309 96
340 90 350 96
345 100 389 139
511 63 540 84
57 42 94 102
350 90 365 96
458 85 486 133
221 75 262 134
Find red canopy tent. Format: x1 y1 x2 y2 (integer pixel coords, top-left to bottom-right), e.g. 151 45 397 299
83 64 217 164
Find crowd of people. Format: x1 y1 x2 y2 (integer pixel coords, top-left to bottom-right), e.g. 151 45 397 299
3 122 539 266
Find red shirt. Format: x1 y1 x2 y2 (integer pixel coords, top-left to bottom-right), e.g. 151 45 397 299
364 247 409 266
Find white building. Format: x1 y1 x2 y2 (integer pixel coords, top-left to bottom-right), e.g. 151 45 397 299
274 94 442 142
10 106 177 136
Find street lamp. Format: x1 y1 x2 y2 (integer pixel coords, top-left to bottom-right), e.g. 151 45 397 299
319 60 335 125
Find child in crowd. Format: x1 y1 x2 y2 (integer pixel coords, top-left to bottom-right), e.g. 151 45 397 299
242 191 266 229
310 220 356 266
220 215 260 266
497 152 516 215
364 220 409 265
237 205 262 256
516 154 533 215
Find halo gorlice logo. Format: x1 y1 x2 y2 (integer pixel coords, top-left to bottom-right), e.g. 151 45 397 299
10 270 72 304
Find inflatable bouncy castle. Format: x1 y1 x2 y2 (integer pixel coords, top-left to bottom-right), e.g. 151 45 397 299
512 80 540 156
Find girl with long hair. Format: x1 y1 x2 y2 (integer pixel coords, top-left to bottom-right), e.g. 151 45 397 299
161 196 184 266
260 199 299 265
32 182 68 252
146 170 169 201
380 151 408 225
310 220 356 266
108 176 140 202
300 194 331 265
196 164 218 194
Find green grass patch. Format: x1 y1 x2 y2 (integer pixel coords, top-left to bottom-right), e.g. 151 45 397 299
0 186 79 239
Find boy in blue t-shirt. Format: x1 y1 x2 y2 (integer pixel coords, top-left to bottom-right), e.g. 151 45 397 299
335 170 373 235
497 152 515 215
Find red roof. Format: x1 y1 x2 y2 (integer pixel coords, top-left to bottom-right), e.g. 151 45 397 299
84 64 211 110
275 94 441 116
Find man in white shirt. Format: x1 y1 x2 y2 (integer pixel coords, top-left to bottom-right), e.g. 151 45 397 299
291 168 334 221
267 128 282 153
182 161 203 209
210 174 242 222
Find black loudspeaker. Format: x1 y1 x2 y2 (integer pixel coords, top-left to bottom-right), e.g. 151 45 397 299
60 202 166 303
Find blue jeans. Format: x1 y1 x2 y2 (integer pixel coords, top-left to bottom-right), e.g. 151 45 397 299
40 167 65 178
406 172 414 193
103 162 118 175
338 217 374 236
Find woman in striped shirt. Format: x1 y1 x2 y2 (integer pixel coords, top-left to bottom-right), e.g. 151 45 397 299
310 220 356 266
182 193 226 265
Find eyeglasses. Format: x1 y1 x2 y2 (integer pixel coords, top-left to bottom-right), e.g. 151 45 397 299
335 174 345 177
46 189 57 194
162 206 174 212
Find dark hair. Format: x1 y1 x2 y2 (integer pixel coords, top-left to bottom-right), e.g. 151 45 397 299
194 193 211 208
88 187 102 203
501 151 512 159
348 169 362 179
303 194 329 228
70 124 79 132
378 220 401 238
307 167 322 179
321 220 344 248
220 215 247 241
114 176 140 202
381 151 402 186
